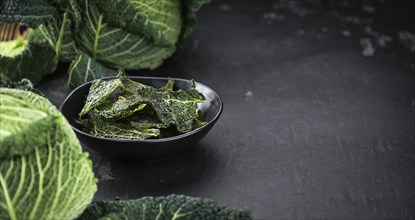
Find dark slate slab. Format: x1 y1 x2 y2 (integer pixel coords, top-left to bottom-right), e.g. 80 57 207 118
38 0 415 219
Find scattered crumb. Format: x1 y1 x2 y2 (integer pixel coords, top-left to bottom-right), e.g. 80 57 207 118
362 5 376 13
360 38 375 57
245 90 254 101
219 4 232 11
321 27 328 32
364 27 393 48
377 36 392 48
399 31 415 53
342 30 351 37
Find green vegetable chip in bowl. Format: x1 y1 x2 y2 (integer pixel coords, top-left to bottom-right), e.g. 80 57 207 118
60 73 223 160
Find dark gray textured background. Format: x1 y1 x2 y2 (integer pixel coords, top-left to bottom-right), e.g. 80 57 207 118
39 0 415 219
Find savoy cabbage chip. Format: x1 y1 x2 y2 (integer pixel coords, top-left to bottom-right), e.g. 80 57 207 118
0 88 97 220
77 73 206 140
0 0 209 88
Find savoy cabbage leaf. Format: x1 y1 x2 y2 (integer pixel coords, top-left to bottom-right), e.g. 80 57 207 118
0 88 97 220
74 0 176 70
0 0 56 27
0 27 58 84
78 194 252 220
0 0 209 88
39 12 78 62
181 0 211 43
0 39 27 57
0 74 41 94
68 51 117 88
94 0 182 46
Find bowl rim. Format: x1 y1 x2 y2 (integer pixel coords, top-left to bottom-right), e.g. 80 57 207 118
59 76 223 143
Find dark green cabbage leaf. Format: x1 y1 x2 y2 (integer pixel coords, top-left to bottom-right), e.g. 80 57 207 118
0 0 56 27
39 12 78 62
0 27 58 84
67 51 117 88
0 74 43 95
78 195 252 220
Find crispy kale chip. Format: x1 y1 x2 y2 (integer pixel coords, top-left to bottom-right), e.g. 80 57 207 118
79 77 123 116
78 72 206 140
136 82 206 133
78 194 252 220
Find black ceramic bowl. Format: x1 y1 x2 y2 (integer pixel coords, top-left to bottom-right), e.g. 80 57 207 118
60 76 223 160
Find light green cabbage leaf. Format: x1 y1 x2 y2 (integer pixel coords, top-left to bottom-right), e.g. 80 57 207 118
0 88 97 220
0 39 27 57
